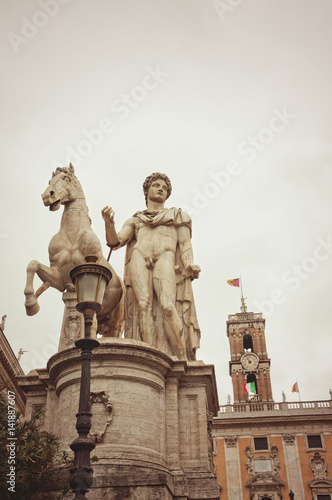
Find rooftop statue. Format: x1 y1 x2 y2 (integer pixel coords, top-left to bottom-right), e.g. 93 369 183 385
24 164 124 336
102 172 201 360
0 314 6 332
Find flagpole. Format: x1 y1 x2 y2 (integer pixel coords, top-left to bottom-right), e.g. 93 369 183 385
297 379 301 402
240 276 247 313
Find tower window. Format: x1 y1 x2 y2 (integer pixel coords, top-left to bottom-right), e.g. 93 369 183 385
254 437 268 450
307 434 323 449
243 334 253 352
247 374 258 396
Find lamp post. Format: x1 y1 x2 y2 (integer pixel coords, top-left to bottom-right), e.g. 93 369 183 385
69 258 112 499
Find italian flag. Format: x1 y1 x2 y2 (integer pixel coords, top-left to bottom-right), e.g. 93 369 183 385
243 382 256 394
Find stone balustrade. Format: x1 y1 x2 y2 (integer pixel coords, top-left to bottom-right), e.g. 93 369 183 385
218 399 332 416
227 312 263 321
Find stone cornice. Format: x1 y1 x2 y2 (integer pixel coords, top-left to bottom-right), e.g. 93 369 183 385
0 330 24 377
0 351 27 411
213 412 332 431
226 313 265 335
19 339 220 416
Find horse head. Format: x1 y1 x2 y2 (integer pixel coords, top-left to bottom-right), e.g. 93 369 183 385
42 163 83 211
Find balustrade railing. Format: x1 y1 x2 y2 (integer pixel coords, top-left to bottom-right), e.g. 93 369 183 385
218 399 332 415
228 312 263 321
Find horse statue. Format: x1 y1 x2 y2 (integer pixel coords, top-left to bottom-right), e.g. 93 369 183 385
24 164 124 336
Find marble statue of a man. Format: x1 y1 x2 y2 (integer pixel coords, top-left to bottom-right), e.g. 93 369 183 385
101 173 201 360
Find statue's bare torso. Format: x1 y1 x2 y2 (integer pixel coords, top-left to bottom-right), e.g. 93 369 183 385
125 215 178 257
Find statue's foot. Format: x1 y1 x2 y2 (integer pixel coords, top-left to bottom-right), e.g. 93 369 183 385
97 318 123 338
66 283 76 292
178 349 186 360
176 341 186 360
24 296 40 316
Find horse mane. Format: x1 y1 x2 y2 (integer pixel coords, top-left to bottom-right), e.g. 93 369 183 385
50 163 83 193
52 163 76 179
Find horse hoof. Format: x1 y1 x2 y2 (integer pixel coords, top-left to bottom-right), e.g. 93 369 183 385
25 301 40 316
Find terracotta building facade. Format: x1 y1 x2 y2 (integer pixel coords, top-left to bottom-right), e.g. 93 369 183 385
212 304 332 500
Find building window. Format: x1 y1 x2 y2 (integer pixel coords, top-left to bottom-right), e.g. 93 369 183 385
307 434 323 449
317 496 331 500
243 334 253 352
254 437 268 451
247 374 258 396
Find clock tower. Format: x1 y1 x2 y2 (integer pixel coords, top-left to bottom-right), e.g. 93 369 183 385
227 298 273 403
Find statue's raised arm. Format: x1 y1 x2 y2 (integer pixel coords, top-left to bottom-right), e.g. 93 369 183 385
101 206 135 249
101 206 120 248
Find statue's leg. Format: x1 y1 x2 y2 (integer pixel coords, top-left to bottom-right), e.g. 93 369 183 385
129 250 154 345
36 264 65 292
24 260 41 315
24 261 64 316
97 261 124 336
153 253 185 359
35 281 51 298
98 279 125 338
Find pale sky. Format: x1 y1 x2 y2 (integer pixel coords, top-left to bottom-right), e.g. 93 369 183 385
1 0 332 405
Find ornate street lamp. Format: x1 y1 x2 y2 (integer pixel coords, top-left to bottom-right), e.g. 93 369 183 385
69 257 112 499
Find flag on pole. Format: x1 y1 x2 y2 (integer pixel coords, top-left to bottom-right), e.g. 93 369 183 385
227 278 240 287
291 382 299 393
243 382 256 394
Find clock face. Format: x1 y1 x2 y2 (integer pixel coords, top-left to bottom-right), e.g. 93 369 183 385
241 353 259 371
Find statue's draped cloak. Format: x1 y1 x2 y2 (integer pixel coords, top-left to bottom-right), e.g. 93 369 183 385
121 207 200 360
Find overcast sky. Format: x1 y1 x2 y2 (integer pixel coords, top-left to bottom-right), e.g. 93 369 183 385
1 0 332 405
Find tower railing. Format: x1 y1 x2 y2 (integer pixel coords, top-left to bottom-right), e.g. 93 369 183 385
227 312 263 321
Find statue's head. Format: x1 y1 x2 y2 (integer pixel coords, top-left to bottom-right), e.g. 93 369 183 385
143 172 172 206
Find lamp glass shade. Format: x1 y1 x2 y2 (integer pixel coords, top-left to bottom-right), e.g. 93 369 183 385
70 264 112 312
76 273 107 305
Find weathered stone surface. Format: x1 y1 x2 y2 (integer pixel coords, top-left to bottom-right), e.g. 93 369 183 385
19 339 221 499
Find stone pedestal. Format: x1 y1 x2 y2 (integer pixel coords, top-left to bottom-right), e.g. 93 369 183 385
57 291 85 351
19 339 221 499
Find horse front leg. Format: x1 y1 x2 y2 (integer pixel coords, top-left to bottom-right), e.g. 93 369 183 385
24 260 65 316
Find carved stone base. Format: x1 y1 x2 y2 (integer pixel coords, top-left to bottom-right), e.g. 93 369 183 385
58 291 85 351
20 339 221 500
